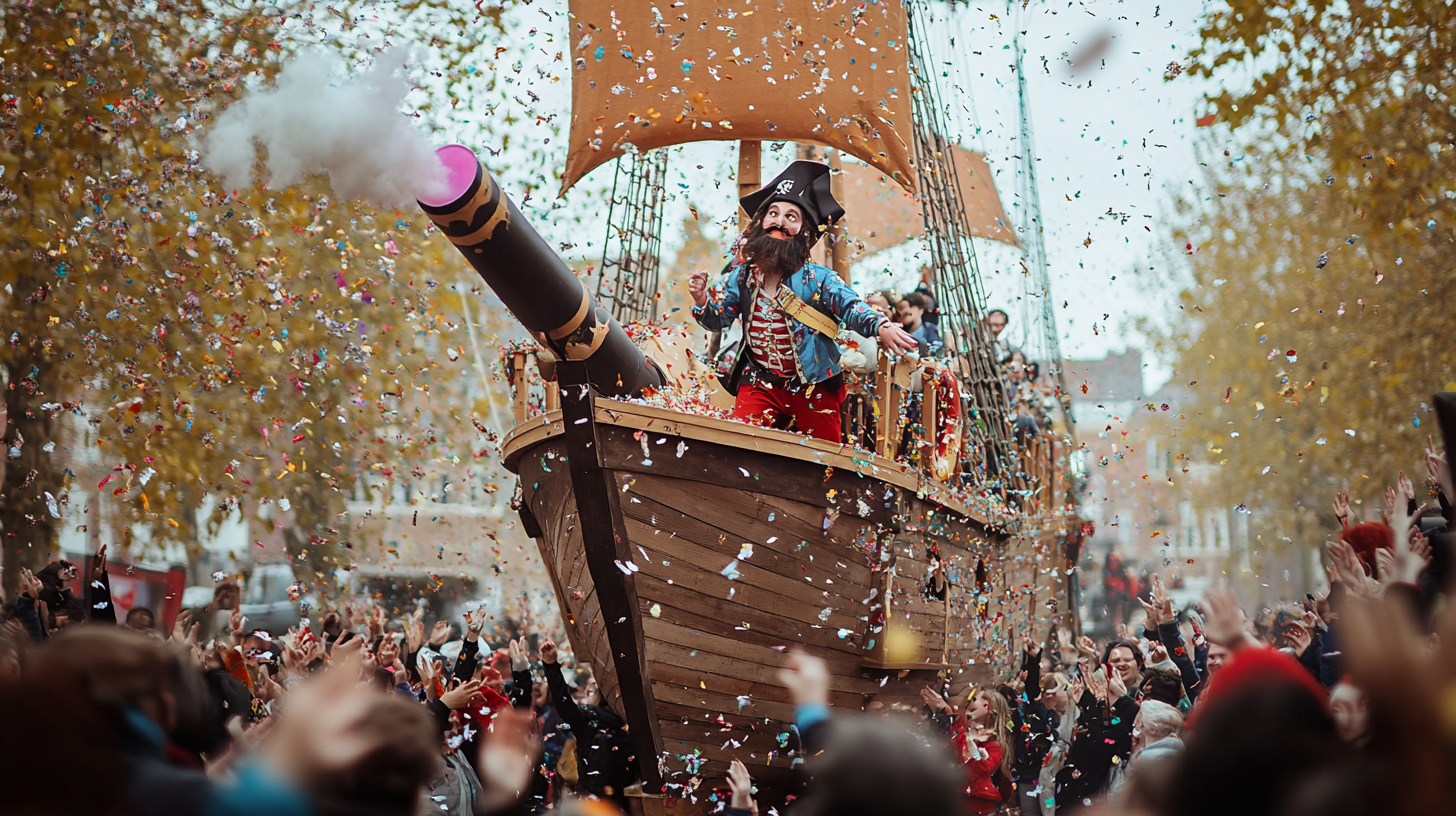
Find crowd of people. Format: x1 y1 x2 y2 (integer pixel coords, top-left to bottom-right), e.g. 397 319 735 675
3 440 1453 816
0 559 628 816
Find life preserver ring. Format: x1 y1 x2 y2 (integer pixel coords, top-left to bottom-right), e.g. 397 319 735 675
930 368 964 482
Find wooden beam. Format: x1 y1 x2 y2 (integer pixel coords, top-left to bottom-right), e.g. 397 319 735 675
556 361 664 791
875 349 896 460
737 141 761 233
921 365 937 476
511 350 529 426
828 150 851 283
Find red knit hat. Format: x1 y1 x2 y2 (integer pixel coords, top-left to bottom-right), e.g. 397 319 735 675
1187 647 1327 730
1339 521 1393 576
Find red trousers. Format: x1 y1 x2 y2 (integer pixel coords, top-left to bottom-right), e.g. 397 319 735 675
730 380 845 442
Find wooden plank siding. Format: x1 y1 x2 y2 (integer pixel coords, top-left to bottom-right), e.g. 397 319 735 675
505 390 1082 809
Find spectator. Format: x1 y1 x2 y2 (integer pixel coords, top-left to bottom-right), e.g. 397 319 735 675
949 688 1014 814
1102 637 1145 692
778 649 965 816
985 308 1018 362
896 291 941 354
126 606 156 632
1327 681 1370 747
535 635 635 807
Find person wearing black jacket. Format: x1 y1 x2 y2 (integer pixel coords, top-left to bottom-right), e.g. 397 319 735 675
536 635 636 807
1054 666 1138 813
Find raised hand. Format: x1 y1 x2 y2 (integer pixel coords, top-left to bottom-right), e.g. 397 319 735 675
1374 548 1396 585
538 635 558 665
332 633 365 664
18 567 42 599
920 684 951 715
1426 436 1452 503
1382 485 1398 524
1148 641 1169 664
441 679 485 711
1107 665 1128 700
1398 471 1415 504
777 648 830 708
508 638 531 672
1076 635 1101 666
727 758 755 812
1332 489 1351 529
1152 574 1174 622
1326 540 1375 600
1085 667 1109 702
428 620 451 647
1284 620 1313 657
377 636 401 674
229 607 247 642
464 606 488 643
1187 611 1206 646
405 616 425 654
688 270 710 307
91 544 108 580
172 610 194 645
1390 525 1432 587
1138 596 1161 634
1200 586 1251 651
421 658 446 700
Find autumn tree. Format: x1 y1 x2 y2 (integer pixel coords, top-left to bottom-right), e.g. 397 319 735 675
0 0 506 597
1155 1 1455 546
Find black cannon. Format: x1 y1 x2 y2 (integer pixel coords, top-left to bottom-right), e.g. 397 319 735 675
417 145 663 398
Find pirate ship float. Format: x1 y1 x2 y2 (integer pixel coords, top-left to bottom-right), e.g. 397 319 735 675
418 1 1082 809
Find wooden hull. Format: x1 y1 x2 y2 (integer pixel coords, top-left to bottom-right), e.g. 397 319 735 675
503 368 1078 807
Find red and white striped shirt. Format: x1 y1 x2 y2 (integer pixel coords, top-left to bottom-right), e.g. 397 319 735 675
746 284 797 378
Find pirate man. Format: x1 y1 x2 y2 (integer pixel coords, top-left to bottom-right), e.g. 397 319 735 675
689 161 918 442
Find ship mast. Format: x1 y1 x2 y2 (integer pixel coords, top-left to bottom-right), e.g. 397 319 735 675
1012 10 1071 413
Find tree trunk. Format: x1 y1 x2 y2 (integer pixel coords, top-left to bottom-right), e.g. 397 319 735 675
280 470 348 601
2 281 65 599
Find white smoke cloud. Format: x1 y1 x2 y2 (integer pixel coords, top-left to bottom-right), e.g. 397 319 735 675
200 48 448 207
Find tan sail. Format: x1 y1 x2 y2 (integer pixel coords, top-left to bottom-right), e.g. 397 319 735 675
562 0 916 194
839 146 1018 258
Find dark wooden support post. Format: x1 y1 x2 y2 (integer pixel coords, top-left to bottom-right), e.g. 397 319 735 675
556 360 664 792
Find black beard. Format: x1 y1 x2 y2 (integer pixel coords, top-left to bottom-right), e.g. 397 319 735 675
742 221 812 276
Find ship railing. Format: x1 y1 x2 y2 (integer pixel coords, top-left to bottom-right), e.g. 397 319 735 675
840 349 1072 514
840 349 963 481
504 344 1070 515
504 346 560 425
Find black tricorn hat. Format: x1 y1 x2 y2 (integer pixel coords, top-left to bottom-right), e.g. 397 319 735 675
740 160 845 247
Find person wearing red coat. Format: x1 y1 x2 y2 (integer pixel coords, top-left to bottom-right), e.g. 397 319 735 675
948 689 1015 814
